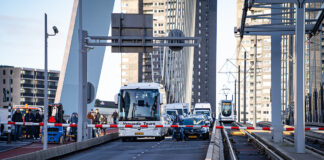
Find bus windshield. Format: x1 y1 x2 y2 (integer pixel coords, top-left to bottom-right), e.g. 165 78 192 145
221 102 232 117
119 89 160 121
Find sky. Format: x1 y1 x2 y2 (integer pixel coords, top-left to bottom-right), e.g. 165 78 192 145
0 0 237 103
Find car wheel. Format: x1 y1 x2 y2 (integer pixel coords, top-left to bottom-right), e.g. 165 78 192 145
204 133 209 140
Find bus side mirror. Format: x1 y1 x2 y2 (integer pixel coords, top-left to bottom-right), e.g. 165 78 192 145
160 94 164 104
114 94 119 105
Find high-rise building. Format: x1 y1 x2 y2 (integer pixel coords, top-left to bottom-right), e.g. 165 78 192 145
236 0 272 122
191 0 217 112
120 0 167 85
120 0 217 112
0 65 59 108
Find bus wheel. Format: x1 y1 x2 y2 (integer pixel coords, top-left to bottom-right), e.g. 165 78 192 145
122 137 128 142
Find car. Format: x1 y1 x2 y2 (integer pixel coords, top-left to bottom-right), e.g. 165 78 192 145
182 117 209 140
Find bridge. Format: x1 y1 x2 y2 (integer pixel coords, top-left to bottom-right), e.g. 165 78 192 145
1 0 324 160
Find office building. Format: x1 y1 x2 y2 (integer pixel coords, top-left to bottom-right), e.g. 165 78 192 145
0 65 59 108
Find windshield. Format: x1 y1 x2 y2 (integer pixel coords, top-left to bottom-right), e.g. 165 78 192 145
183 118 205 125
221 102 232 117
196 110 210 116
119 89 160 121
167 110 177 115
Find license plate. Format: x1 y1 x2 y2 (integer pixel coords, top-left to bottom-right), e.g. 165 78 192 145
135 132 144 135
188 135 197 138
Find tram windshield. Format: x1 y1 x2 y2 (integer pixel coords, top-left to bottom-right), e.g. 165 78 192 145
221 102 232 117
119 89 160 121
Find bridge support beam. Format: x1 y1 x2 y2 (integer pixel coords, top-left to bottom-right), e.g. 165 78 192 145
271 4 283 144
294 2 306 153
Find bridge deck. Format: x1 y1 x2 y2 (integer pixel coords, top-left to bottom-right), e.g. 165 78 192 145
60 137 209 160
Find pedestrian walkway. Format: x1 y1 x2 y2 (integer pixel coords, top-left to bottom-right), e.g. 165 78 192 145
0 140 33 153
253 132 322 160
0 128 118 159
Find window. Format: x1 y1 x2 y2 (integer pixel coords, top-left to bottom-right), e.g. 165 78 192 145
3 79 5 84
122 58 129 62
10 70 13 75
3 70 5 75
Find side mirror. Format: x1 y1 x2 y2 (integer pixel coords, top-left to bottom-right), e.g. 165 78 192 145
160 94 164 104
114 94 119 105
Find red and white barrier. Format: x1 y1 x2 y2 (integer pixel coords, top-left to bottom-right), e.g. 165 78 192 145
87 124 209 128
3 122 77 127
2 122 324 131
215 126 324 131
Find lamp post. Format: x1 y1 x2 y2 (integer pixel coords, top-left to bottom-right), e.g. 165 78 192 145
44 13 58 150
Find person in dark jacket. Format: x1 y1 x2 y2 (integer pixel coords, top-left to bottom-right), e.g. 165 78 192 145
93 109 101 137
94 109 101 124
34 110 42 139
172 113 184 141
25 109 35 139
12 109 23 141
112 110 118 124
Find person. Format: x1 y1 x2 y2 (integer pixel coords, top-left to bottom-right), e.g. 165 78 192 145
87 109 94 123
99 114 107 135
112 110 118 124
93 109 101 137
34 110 42 139
94 109 101 124
25 109 35 139
69 113 78 141
12 109 23 141
172 113 184 141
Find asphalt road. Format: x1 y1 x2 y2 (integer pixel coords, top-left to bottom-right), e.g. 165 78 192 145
60 136 209 160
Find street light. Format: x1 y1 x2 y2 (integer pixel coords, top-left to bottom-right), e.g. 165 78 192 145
44 13 58 150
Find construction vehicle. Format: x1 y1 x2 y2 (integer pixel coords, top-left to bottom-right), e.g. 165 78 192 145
42 103 66 144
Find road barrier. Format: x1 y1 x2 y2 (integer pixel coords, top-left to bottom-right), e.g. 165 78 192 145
2 122 324 130
216 126 324 131
1 122 209 128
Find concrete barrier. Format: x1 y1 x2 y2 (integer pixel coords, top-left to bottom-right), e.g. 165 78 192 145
4 133 119 160
205 120 224 160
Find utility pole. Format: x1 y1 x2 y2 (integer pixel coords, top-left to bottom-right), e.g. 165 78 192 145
44 14 48 150
238 65 241 122
44 13 58 149
254 36 257 127
244 51 247 124
234 79 237 120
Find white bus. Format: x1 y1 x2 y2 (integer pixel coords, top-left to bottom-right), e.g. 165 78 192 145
115 83 168 141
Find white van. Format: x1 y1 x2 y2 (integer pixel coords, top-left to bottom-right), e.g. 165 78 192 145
165 103 189 116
